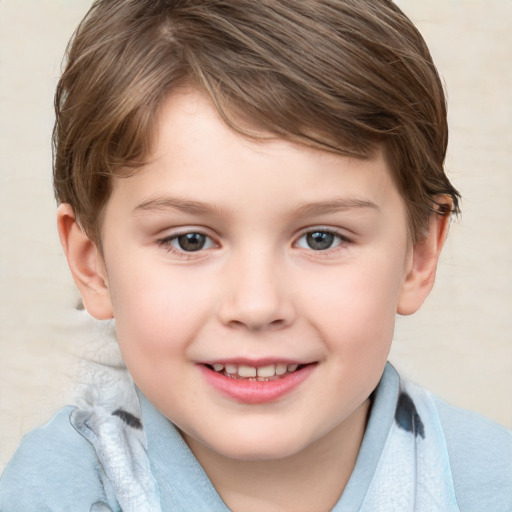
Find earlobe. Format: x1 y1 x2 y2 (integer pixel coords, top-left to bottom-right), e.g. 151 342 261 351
397 202 452 316
57 204 114 320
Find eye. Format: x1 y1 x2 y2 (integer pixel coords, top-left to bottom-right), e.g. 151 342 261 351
165 232 217 252
295 230 345 251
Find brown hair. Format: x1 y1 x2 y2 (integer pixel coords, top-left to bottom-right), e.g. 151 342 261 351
53 0 460 244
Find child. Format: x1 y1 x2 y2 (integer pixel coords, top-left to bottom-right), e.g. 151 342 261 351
1 0 511 510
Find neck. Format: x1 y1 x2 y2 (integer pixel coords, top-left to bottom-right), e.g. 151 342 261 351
183 399 370 512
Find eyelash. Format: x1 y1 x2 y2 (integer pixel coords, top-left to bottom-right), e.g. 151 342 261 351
156 227 351 258
294 228 351 253
157 231 218 259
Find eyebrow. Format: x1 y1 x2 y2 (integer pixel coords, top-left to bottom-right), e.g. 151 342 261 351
133 196 379 217
133 196 229 216
291 198 379 217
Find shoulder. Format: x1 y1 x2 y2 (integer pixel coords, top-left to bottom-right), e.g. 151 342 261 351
434 396 512 512
0 406 119 512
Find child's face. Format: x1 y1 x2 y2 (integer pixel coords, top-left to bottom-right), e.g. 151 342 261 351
81 89 432 461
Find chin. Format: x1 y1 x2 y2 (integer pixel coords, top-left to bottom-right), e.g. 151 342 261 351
200 429 314 462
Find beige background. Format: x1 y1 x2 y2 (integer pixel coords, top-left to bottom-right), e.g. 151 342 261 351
1 0 511 470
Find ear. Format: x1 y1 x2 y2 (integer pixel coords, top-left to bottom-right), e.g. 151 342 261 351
397 201 452 316
57 204 114 320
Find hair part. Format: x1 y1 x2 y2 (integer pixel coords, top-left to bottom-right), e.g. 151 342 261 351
53 0 460 244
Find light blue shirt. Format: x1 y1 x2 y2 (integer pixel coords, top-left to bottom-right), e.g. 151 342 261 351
1 364 511 511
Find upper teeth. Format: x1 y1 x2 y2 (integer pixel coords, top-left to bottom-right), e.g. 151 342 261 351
211 363 300 378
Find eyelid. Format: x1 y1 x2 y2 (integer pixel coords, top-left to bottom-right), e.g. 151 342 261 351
171 233 217 250
293 227 352 251
156 228 220 258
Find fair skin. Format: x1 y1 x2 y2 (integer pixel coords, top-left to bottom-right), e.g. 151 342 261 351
58 89 450 512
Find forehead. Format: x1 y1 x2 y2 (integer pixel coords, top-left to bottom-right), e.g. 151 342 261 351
105 89 406 228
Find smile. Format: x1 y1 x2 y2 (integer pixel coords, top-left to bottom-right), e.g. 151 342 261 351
199 361 316 404
205 362 303 381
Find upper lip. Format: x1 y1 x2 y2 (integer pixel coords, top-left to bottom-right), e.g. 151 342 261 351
199 358 314 367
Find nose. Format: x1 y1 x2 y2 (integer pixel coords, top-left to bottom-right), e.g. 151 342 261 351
217 250 295 332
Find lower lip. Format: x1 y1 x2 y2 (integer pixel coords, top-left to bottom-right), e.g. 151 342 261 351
199 364 315 404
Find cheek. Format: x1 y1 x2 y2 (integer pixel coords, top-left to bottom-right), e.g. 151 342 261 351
306 261 403 315
107 265 213 358
299 256 405 351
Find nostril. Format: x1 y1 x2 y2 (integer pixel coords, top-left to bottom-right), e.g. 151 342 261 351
227 318 287 331
227 319 246 329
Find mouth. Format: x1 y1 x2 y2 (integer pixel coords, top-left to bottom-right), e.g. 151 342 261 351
199 361 316 404
203 362 310 381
